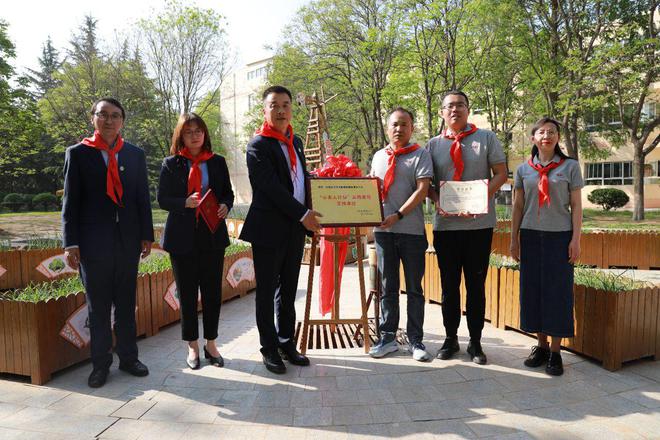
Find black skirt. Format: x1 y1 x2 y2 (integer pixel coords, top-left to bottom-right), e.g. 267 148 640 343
519 229 574 337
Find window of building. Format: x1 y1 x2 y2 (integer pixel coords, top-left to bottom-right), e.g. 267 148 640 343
246 66 268 81
585 161 633 185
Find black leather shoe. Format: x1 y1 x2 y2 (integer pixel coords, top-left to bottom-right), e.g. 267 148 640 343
467 340 487 365
546 352 564 376
262 350 286 374
437 337 460 360
524 345 550 368
186 356 201 370
118 359 149 377
204 346 224 367
88 368 109 388
278 345 310 366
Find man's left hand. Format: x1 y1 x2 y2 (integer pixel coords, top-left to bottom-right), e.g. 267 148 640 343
217 204 229 219
380 213 399 229
141 240 152 259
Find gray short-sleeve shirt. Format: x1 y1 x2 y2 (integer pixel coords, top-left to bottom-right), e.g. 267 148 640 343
370 145 433 235
514 155 584 231
426 128 506 231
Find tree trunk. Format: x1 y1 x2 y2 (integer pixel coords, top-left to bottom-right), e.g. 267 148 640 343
632 142 645 221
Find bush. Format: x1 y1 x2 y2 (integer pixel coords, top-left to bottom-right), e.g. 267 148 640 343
587 188 630 211
3 193 25 212
32 193 59 211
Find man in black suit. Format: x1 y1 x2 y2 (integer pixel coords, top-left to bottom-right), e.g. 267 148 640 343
62 97 154 387
240 85 322 374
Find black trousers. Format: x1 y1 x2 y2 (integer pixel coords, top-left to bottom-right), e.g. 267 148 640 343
170 247 225 342
79 225 140 370
252 231 305 353
434 228 493 341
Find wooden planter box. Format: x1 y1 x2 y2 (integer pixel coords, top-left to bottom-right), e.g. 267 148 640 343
0 277 152 385
0 250 22 290
222 248 256 301
20 248 77 289
496 266 660 371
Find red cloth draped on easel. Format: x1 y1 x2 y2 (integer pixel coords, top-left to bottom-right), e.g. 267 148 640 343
311 155 362 316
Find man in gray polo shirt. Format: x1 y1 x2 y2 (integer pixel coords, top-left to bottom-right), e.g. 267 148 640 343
369 107 433 361
427 90 507 364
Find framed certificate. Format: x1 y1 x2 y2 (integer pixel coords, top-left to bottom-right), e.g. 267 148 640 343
438 179 489 215
309 177 383 226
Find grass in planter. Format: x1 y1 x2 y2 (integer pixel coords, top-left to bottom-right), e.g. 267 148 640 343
6 276 84 302
138 254 172 274
25 236 62 249
226 240 251 256
0 238 11 250
489 253 519 269
574 266 647 292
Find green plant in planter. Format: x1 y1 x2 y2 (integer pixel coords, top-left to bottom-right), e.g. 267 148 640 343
489 253 519 270
24 235 62 249
138 255 172 274
6 277 84 302
574 266 646 291
225 241 251 256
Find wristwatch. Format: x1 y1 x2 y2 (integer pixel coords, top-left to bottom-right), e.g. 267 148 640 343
395 210 404 220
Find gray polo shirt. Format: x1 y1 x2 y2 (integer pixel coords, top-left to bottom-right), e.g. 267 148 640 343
514 154 584 232
370 145 433 235
426 128 506 231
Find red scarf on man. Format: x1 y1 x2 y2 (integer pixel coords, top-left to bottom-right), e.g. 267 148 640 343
81 130 124 206
443 123 478 181
177 148 214 196
528 156 565 209
256 121 297 177
382 143 420 201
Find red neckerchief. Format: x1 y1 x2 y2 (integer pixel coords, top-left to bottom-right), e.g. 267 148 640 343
177 148 214 196
81 130 124 206
443 123 478 181
256 121 297 177
382 143 420 200
528 156 565 210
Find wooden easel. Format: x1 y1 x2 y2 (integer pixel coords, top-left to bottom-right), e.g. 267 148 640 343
299 229 371 354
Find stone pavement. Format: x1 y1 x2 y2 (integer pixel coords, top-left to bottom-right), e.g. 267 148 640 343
0 263 658 439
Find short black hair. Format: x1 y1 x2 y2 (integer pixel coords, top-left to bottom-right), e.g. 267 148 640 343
388 107 415 124
440 90 470 109
90 97 126 120
262 85 292 101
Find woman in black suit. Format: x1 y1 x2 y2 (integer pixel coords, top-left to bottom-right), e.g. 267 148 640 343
158 113 234 369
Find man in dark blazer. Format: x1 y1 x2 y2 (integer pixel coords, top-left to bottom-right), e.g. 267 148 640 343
62 97 154 388
240 85 321 374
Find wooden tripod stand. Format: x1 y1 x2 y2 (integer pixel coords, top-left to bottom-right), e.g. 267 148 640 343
299 229 371 354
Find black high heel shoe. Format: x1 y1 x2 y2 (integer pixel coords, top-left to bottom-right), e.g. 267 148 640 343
204 346 224 367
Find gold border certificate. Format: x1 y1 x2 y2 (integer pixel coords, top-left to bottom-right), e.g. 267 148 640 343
438 179 489 215
310 178 383 226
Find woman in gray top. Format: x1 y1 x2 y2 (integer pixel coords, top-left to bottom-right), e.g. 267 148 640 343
510 117 583 376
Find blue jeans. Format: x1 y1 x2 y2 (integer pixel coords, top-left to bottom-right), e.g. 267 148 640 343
374 232 428 344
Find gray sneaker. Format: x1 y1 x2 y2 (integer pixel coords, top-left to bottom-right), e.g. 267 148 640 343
409 342 431 362
369 338 398 358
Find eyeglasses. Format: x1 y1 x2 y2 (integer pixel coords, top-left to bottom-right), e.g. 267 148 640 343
536 130 558 136
95 112 123 121
442 103 468 110
183 128 204 137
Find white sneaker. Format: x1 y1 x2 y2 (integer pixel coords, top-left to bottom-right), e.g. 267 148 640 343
369 338 398 358
409 342 431 362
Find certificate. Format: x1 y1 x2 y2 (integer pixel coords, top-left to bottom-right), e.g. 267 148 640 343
438 179 489 215
309 177 383 226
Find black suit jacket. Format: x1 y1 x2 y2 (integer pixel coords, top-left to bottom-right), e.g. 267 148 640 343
157 154 234 254
62 141 154 260
240 134 311 248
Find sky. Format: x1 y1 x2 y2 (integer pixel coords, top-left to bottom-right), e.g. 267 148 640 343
2 0 310 73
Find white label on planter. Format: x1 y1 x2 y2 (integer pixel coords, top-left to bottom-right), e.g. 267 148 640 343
60 304 136 349
228 222 235 234
0 265 6 279
237 222 243 235
226 257 255 288
141 248 168 261
36 254 77 279
163 282 201 311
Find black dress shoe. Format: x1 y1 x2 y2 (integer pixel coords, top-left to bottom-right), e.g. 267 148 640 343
524 345 550 368
437 336 460 360
88 368 109 388
204 346 224 367
118 359 149 377
546 351 564 376
262 350 286 374
467 340 487 365
186 356 201 370
278 345 310 366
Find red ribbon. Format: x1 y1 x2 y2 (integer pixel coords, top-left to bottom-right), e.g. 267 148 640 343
256 121 297 177
81 130 124 206
382 144 420 200
177 148 214 196
528 157 564 209
443 123 478 181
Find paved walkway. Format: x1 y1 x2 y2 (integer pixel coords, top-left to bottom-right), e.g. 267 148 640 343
0 263 658 439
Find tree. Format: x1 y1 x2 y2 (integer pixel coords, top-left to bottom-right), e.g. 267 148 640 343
26 36 62 97
140 0 232 148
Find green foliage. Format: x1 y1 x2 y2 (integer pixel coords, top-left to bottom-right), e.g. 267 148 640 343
138 254 172 274
574 267 645 292
3 193 25 212
6 277 84 302
587 188 630 211
24 236 61 249
32 193 58 211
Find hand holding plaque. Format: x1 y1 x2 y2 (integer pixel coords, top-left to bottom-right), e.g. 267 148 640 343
437 179 488 216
